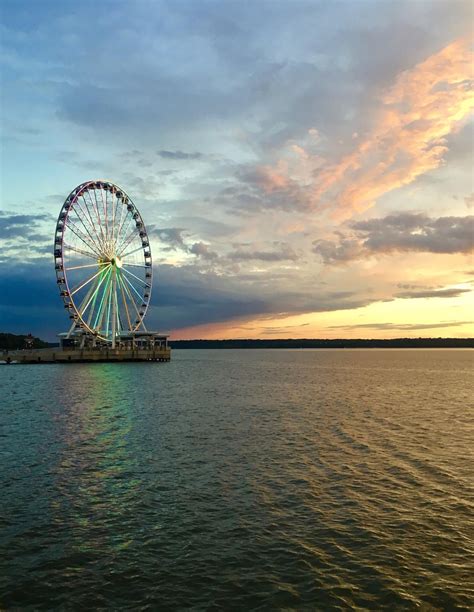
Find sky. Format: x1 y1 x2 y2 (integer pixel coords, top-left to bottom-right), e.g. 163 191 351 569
0 0 473 341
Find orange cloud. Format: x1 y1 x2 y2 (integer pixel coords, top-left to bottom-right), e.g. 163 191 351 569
320 37 474 217
254 161 291 192
259 38 473 219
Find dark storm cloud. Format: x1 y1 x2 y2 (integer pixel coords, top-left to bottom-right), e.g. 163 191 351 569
0 212 53 240
147 264 372 330
157 150 203 160
0 255 397 336
0 261 64 339
313 213 474 263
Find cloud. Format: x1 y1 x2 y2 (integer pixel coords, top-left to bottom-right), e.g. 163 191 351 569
313 213 474 263
394 287 471 299
189 241 218 260
157 150 203 160
149 264 375 330
319 36 473 217
148 226 219 261
227 242 298 262
261 325 310 335
312 237 364 265
352 214 474 254
247 37 473 218
0 234 467 339
148 227 187 250
328 321 471 331
0 211 53 240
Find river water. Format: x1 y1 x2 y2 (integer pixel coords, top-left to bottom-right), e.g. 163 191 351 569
1 349 473 610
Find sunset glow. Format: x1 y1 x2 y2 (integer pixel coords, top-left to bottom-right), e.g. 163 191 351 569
0 1 472 340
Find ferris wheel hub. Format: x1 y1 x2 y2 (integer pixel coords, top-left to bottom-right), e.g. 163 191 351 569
111 256 123 268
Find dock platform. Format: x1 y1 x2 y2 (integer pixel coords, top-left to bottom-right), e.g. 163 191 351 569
1 347 171 364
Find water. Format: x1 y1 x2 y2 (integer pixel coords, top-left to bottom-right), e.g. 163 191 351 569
1 349 473 610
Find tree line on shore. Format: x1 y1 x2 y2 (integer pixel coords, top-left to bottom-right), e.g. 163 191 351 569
1 332 472 350
169 338 473 349
0 333 51 350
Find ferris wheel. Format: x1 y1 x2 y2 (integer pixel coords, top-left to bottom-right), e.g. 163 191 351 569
54 180 152 347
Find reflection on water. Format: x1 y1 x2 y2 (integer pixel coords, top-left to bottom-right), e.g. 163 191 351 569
51 367 139 562
1 350 473 609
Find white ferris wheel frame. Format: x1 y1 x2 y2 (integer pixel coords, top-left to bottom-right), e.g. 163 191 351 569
54 180 153 346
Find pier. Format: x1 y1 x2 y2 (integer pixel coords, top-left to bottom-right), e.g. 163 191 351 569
2 346 171 364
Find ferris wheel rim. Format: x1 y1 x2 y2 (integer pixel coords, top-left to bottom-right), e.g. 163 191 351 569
54 180 153 342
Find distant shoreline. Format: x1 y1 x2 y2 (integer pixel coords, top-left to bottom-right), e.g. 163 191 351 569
169 338 473 349
1 333 472 351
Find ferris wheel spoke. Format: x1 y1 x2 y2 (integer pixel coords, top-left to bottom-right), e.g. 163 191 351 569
74 276 99 320
111 193 120 253
118 211 135 245
105 274 114 337
121 245 146 259
85 191 106 246
121 265 150 287
75 196 101 244
121 272 146 302
66 219 102 257
71 197 104 248
93 270 113 330
70 265 110 297
115 212 133 251
118 272 144 326
81 192 103 248
116 226 135 254
100 188 109 244
69 202 102 251
117 228 141 256
121 261 147 268
84 276 102 325
112 271 121 339
63 242 100 260
118 271 142 313
111 191 118 247
114 197 126 248
118 274 133 330
82 268 110 329
96 188 110 247
107 191 114 248
82 266 112 321
65 262 100 271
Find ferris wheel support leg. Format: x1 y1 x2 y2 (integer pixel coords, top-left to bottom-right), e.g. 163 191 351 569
111 269 117 349
66 279 97 339
66 320 76 339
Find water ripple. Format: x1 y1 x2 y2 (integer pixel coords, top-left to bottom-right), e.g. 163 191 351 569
1 349 473 609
